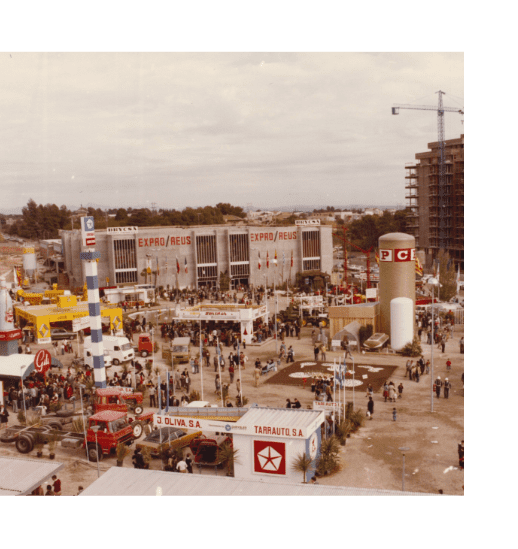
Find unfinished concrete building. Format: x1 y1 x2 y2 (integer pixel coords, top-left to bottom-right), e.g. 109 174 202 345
405 134 464 268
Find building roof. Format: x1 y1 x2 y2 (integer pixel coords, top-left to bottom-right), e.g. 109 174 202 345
79 467 437 496
0 354 35 380
89 410 128 422
0 457 64 496
234 407 325 435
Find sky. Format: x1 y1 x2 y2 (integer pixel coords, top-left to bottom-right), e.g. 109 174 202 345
0 52 463 214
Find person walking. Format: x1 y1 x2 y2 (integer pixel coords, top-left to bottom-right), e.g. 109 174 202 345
398 383 404 399
444 378 451 399
458 441 464 469
388 383 397 402
254 367 261 388
313 344 319 361
446 358 452 371
392 408 397 421
405 360 412 378
435 376 443 398
320 343 327 361
185 454 193 474
229 364 235 384
367 396 374 420
383 382 389 402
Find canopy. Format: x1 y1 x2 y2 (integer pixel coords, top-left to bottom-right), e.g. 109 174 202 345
0 354 35 380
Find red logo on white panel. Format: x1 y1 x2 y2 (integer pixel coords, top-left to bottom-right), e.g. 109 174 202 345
34 349 52 375
254 440 286 475
379 249 393 262
394 248 415 262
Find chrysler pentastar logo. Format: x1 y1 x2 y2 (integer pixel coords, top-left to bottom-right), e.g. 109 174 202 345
256 445 283 472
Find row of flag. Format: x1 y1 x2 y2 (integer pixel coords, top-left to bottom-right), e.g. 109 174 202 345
257 250 293 270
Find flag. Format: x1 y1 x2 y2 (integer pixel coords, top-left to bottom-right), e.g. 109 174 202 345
434 260 440 281
266 251 269 269
415 256 423 277
274 250 278 266
291 251 293 268
282 251 285 266
375 251 380 266
184 257 188 273
176 257 180 274
15 267 22 286
258 251 261 270
156 256 160 275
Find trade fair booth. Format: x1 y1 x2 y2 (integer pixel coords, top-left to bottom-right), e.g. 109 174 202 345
173 303 269 345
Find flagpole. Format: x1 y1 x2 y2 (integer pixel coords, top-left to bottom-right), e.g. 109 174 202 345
199 319 204 401
237 341 242 405
217 338 224 407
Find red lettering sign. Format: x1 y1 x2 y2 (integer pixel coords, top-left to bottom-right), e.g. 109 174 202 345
34 349 52 375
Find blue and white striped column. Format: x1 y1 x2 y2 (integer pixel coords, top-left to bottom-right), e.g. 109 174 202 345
80 250 106 388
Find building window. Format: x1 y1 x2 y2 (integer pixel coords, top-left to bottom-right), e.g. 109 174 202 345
302 230 321 271
229 233 250 278
196 235 217 265
113 239 138 284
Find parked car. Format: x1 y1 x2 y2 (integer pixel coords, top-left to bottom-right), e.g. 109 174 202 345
136 427 201 457
50 327 77 340
363 332 389 352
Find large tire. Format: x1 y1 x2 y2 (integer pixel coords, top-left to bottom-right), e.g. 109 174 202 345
134 405 143 416
87 444 101 462
112 359 120 366
47 421 63 431
132 421 144 439
16 436 34 454
141 351 149 358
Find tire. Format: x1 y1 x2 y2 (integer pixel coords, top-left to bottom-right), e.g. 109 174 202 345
112 359 120 366
87 444 101 462
141 351 149 358
47 421 62 431
134 405 143 416
132 421 143 439
16 436 34 454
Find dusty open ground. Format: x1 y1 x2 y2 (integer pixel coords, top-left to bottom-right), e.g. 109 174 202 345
1 294 464 495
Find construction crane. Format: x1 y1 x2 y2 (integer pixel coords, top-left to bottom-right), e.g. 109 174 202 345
392 91 464 252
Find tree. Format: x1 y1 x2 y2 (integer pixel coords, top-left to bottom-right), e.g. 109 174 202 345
436 249 457 301
115 208 128 222
291 452 313 483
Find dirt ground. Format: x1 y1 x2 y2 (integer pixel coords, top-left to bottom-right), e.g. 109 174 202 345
1 294 464 495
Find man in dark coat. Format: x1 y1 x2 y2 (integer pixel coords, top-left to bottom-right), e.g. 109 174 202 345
367 397 374 419
435 376 443 398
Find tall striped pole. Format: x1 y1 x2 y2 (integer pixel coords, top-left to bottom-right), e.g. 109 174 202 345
80 216 106 389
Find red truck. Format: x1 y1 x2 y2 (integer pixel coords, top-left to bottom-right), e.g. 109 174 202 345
135 333 153 358
93 387 145 416
1 410 137 462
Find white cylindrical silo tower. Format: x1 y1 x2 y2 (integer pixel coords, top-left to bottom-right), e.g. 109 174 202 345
390 297 414 351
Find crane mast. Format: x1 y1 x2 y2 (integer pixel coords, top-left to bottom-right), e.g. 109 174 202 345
392 91 464 254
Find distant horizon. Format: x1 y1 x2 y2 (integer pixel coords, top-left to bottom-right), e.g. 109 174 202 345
0 202 407 216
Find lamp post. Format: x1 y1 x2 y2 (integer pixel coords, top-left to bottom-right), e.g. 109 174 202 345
428 277 439 413
398 447 410 492
90 425 101 478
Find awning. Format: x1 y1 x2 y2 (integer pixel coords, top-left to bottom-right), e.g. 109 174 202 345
0 354 35 380
0 457 64 496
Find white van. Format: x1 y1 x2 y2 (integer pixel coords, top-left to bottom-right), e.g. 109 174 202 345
83 348 113 369
84 335 134 365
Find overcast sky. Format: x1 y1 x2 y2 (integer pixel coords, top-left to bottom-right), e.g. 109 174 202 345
0 52 463 214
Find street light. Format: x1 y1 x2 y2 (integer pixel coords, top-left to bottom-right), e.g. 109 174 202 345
398 447 410 492
428 277 439 413
90 425 101 478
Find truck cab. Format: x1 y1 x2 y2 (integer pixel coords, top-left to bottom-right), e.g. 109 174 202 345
137 333 153 357
86 410 135 461
84 348 113 369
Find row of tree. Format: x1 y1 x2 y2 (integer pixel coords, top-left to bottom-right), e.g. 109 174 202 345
4 201 247 240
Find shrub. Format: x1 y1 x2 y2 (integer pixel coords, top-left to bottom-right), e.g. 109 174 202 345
316 435 341 475
291 452 313 483
188 390 201 403
401 335 423 357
